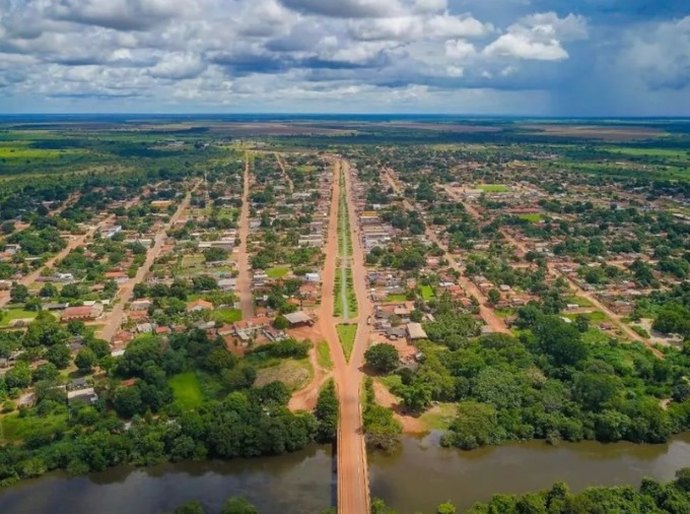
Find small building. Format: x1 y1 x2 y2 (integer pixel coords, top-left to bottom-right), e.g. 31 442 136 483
67 387 98 405
61 304 104 322
131 299 153 311
186 299 214 312
283 311 314 327
406 322 428 341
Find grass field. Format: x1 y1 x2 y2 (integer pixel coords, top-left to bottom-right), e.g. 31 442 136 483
604 146 690 159
0 412 67 444
420 285 434 301
316 341 333 370
420 403 458 431
254 359 312 391
336 324 357 361
565 295 594 308
385 293 407 303
210 308 243 324
0 309 38 327
477 184 509 193
519 213 543 223
169 372 204 410
266 266 290 279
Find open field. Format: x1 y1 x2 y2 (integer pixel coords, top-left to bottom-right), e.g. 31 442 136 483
477 183 509 192
169 372 204 410
0 309 38 327
254 358 313 391
210 308 243 324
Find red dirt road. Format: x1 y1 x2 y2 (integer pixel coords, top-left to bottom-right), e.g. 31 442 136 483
236 152 255 321
98 186 196 342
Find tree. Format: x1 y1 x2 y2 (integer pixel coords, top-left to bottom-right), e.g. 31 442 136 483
10 283 28 304
221 496 258 514
5 361 32 389
315 380 338 442
112 386 143 418
174 501 205 514
273 315 289 330
574 314 589 333
39 283 57 298
75 348 97 372
45 343 71 368
534 316 587 367
487 288 501 306
364 344 399 373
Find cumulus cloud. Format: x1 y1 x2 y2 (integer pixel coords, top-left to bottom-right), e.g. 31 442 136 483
484 12 587 61
0 0 686 114
620 16 690 90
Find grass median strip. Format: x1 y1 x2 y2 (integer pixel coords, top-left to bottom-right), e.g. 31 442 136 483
336 323 357 362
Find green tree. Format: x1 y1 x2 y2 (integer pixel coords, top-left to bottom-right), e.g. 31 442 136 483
75 348 97 372
364 343 399 373
221 496 258 514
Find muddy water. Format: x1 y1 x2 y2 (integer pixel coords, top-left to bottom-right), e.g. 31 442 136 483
2 434 690 514
0 445 335 514
369 432 690 514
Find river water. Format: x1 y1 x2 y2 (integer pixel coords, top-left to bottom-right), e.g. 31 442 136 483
369 432 690 514
0 445 335 514
1 434 690 514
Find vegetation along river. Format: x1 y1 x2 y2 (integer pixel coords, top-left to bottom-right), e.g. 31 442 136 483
2 433 690 514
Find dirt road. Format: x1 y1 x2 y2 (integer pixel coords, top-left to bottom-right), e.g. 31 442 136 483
0 197 140 309
236 153 255 321
274 152 295 193
383 169 509 334
98 187 196 342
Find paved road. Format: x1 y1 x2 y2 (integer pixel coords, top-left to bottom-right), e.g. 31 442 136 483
383 169 509 334
236 153 255 321
98 187 196 342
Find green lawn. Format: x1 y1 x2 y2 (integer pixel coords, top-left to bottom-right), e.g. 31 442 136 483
1 412 67 444
316 341 333 370
420 285 434 301
565 295 594 308
477 184 509 193
337 324 357 361
266 266 290 279
169 372 204 410
519 213 543 223
0 309 38 327
210 308 243 324
385 293 407 303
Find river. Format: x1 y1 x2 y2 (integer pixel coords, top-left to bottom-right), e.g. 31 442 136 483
0 445 335 514
1 434 690 514
369 432 690 513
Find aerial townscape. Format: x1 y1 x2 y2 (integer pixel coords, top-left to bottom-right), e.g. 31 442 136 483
1 1 690 514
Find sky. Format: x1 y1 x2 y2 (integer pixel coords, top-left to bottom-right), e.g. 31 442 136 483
0 0 689 116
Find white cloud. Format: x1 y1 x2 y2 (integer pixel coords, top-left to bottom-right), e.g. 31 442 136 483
445 39 476 59
484 12 587 61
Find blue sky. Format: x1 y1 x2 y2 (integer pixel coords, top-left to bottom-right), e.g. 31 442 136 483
0 0 688 115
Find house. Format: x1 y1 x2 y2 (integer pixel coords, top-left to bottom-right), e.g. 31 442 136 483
232 316 272 341
186 299 214 312
130 299 153 311
67 387 98 405
406 322 428 341
218 278 237 291
61 304 104 322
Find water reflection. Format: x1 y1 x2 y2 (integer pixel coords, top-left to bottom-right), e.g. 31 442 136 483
0 445 335 514
369 432 690 514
